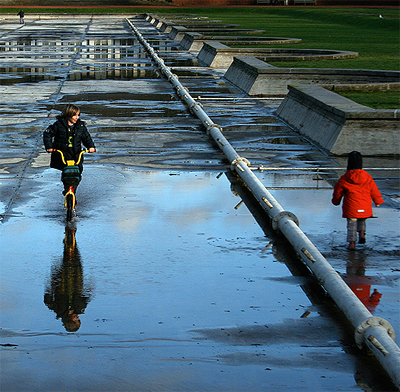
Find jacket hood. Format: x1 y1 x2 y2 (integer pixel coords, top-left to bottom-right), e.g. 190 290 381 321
344 169 370 185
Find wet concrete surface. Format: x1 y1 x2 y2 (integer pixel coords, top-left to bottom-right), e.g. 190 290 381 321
0 15 399 392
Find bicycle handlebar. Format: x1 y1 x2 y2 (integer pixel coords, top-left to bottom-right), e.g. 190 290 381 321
54 149 89 166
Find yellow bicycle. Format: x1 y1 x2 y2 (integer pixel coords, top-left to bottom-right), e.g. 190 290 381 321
54 149 87 221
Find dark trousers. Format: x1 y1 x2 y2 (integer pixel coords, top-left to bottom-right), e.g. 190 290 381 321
347 218 366 242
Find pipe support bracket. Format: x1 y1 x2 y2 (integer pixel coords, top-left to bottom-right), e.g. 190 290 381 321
355 317 396 350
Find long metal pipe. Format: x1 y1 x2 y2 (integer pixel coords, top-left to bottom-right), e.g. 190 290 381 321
253 166 400 171
127 19 400 388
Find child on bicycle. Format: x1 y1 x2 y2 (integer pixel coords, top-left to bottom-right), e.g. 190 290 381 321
43 104 96 194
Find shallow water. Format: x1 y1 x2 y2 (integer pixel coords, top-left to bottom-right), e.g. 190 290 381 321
1 168 399 391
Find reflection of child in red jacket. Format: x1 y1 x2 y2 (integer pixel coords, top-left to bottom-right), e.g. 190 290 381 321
332 151 384 250
349 285 382 312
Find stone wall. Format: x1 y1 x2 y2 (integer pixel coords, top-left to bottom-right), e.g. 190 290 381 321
224 57 400 97
276 85 400 156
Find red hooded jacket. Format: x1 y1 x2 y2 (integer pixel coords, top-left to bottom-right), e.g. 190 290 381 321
332 169 384 218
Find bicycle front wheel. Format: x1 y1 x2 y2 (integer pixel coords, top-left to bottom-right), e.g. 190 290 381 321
66 194 73 222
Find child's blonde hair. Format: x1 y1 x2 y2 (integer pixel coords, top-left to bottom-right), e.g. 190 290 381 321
62 104 80 120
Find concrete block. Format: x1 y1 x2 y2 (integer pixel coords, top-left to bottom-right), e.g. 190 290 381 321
159 21 174 34
224 56 277 94
180 33 205 51
155 19 164 29
276 85 400 156
168 26 188 42
197 41 232 67
224 57 400 96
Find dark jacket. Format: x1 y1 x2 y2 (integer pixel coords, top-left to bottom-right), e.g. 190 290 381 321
43 116 95 171
332 169 384 218
44 244 91 326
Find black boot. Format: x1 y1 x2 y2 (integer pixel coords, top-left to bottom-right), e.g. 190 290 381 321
358 230 366 244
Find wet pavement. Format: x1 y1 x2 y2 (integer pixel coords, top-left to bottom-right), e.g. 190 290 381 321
0 15 399 392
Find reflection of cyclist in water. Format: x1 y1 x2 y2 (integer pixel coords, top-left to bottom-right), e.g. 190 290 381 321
43 104 96 195
44 228 92 332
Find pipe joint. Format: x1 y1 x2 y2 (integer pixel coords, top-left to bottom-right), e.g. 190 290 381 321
206 123 222 136
272 210 299 231
231 157 251 172
355 317 395 350
168 73 178 82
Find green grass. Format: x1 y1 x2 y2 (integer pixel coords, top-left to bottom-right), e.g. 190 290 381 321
159 7 400 71
337 90 400 109
1 6 399 107
2 7 398 70
142 6 400 108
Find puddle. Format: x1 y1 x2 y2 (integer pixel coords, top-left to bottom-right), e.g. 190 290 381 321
1 169 397 391
69 67 161 80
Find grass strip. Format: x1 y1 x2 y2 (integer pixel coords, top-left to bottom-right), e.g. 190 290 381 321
336 90 399 109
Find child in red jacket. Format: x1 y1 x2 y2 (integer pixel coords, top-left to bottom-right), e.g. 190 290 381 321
332 151 384 250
